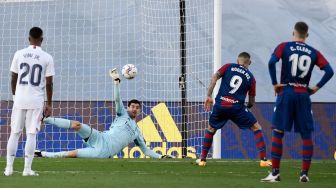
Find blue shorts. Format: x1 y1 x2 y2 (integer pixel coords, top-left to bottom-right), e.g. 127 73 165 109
76 124 111 158
209 105 257 130
272 87 313 133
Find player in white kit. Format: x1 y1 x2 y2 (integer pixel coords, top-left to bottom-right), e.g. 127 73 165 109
4 27 55 176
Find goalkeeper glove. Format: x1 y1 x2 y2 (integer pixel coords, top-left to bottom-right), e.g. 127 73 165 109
109 68 120 83
161 155 174 159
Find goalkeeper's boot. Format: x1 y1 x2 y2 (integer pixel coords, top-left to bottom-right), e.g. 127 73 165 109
196 158 206 166
4 167 13 176
34 150 43 157
260 159 272 167
22 170 39 176
261 171 280 183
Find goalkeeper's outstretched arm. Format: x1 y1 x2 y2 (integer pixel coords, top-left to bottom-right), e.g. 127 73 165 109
134 136 161 158
114 82 126 116
110 68 126 116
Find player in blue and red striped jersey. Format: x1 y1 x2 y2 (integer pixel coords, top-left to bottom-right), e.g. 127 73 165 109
261 22 334 183
197 52 271 167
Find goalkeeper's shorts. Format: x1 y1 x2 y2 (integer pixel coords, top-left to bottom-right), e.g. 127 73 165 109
76 124 111 158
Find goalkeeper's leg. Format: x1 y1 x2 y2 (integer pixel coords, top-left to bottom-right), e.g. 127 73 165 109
37 148 109 158
39 118 106 158
44 117 93 140
36 150 78 158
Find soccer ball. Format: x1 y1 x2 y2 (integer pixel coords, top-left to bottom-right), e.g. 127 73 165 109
121 64 137 79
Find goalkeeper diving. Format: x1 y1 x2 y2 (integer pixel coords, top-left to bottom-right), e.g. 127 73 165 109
35 68 173 159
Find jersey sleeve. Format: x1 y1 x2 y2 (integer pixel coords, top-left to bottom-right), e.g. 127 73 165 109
134 133 161 159
248 77 256 96
316 51 329 69
316 63 334 89
216 64 230 77
45 55 55 77
268 43 286 85
10 51 19 73
273 42 286 59
114 83 127 116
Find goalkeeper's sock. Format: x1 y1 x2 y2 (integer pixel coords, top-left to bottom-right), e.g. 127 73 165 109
44 117 71 129
271 130 284 172
253 129 266 160
43 151 69 158
201 129 215 159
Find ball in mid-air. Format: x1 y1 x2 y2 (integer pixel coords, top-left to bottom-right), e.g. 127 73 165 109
122 64 137 79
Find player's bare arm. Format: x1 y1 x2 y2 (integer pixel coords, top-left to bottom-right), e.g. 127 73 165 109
44 76 53 117
205 73 220 111
11 72 18 95
247 95 255 108
308 86 319 95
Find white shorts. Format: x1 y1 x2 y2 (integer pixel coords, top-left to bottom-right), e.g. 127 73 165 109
10 107 43 134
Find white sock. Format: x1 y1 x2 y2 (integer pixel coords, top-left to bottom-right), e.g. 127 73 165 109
24 133 36 172
43 151 69 158
6 132 21 169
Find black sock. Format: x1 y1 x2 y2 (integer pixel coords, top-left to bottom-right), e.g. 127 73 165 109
300 170 308 176
272 168 280 176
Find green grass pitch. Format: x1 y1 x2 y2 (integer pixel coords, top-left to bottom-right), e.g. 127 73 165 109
0 158 335 188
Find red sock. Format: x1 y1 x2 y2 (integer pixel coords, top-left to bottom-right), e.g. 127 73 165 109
253 129 266 160
201 129 215 159
271 130 284 170
302 138 313 172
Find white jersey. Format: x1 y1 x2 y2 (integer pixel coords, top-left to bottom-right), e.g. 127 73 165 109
10 45 55 109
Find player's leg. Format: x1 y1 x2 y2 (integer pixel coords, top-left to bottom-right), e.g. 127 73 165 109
39 147 109 158
38 130 107 159
271 129 284 174
44 117 93 140
36 121 101 158
43 117 71 129
230 107 271 167
261 92 292 182
260 129 284 182
37 149 78 158
38 143 108 158
77 147 110 158
197 106 227 166
250 122 271 167
4 108 25 176
294 93 314 182
22 108 43 176
197 125 217 166
299 131 313 182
